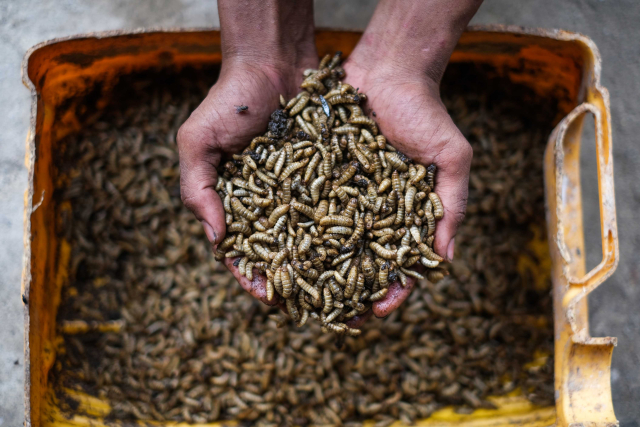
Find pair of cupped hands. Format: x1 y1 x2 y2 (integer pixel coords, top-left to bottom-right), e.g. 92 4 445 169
177 43 472 325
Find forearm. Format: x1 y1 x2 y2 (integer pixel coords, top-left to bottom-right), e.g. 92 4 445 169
350 0 482 82
218 0 317 70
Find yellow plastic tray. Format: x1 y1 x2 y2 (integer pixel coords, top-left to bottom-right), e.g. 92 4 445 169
21 26 619 427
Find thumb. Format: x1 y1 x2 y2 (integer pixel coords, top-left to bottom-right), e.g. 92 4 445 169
432 131 472 261
177 120 227 245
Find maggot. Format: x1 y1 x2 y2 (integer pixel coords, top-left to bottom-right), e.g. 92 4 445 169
429 192 444 219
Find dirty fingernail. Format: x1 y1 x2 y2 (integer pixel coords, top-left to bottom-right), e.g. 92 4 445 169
201 221 217 244
447 238 455 262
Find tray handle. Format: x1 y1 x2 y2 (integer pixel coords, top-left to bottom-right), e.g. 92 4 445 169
552 101 618 289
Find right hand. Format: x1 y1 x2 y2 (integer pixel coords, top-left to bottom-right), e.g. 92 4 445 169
177 57 315 305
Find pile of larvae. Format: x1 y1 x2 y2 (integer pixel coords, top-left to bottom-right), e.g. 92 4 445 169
215 53 445 335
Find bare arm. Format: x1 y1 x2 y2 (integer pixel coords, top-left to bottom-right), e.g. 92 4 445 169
349 0 482 83
218 0 317 73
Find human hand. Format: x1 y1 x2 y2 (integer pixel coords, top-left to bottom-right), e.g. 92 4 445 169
342 62 472 263
180 59 328 306
177 0 318 306
339 68 471 319
341 0 481 318
177 61 305 304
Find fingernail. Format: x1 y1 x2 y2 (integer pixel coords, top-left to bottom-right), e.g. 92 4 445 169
201 221 217 244
446 238 455 262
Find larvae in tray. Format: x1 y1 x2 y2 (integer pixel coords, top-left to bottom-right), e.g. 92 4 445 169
54 63 556 425
215 53 444 335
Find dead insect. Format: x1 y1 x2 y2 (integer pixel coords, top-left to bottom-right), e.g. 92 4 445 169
235 105 249 114
319 94 331 117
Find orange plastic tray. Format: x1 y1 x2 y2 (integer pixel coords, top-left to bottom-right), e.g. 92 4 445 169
22 26 619 427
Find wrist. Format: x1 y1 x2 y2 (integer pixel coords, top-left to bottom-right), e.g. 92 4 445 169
220 53 316 100
222 46 317 82
346 43 447 88
221 29 318 74
347 0 482 84
219 0 318 77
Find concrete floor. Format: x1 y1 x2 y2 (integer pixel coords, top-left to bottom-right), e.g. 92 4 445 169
1 1 638 426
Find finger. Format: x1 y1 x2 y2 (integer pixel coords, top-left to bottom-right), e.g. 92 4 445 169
372 276 416 318
224 258 280 307
432 134 473 261
177 120 227 245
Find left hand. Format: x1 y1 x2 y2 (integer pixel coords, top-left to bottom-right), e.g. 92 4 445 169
342 57 473 319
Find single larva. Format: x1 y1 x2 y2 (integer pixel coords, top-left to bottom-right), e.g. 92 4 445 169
351 273 365 302
231 197 259 221
332 161 358 186
369 287 389 302
323 287 334 314
273 149 286 177
427 269 446 283
247 175 268 195
327 95 361 106
271 248 289 271
267 204 290 227
248 232 276 245
289 92 310 116
313 200 329 224
279 158 310 182
291 200 315 219
298 234 312 254
227 222 251 235
296 277 320 301
418 242 444 262
349 115 378 135
429 192 444 219
405 185 417 213
309 176 327 204
319 215 353 227
344 215 365 249
425 202 436 236
426 163 436 188
274 266 283 295
281 266 293 298
304 152 322 183
255 169 278 187
420 256 440 268
385 152 409 172
265 270 274 301
341 198 358 219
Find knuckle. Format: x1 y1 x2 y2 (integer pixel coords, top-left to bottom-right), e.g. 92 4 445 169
448 198 468 226
460 140 473 161
179 181 199 213
449 135 473 166
431 130 473 171
176 119 194 147
180 192 196 214
177 116 210 150
460 143 473 167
